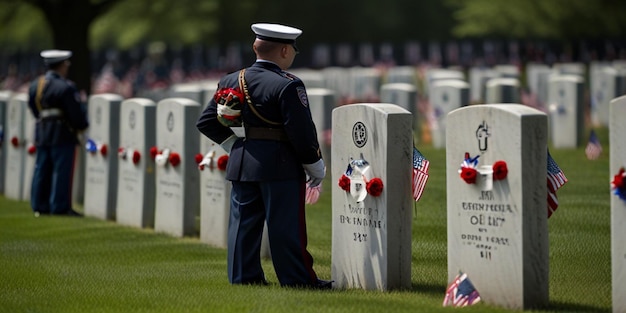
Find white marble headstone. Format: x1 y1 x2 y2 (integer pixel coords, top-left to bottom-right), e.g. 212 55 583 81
595 67 626 127
0 90 10 194
610 95 626 313
116 98 157 228
469 67 497 104
486 78 521 104
493 65 519 78
322 67 351 103
307 88 336 164
446 104 548 310
154 98 201 237
169 83 205 105
290 68 325 89
425 68 465 97
83 94 123 220
547 75 584 148
380 83 417 115
552 62 585 77
349 67 382 103
198 138 231 248
385 66 417 85
3 93 27 200
430 79 469 149
526 63 552 108
331 103 413 291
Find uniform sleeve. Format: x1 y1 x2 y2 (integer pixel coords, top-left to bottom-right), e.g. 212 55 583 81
27 81 40 119
196 89 235 144
61 84 89 131
280 80 322 164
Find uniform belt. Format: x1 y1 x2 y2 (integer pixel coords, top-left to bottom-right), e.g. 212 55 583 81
40 108 63 119
245 127 289 141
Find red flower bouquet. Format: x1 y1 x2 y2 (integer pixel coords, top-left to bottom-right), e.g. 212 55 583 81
338 174 351 192
612 167 626 201
215 87 245 127
100 144 108 156
27 145 36 155
460 167 478 184
194 153 204 164
217 155 229 171
492 160 508 180
366 177 384 197
132 150 141 165
149 146 159 160
169 152 181 167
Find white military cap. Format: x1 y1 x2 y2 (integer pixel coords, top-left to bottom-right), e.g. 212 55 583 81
251 23 302 44
40 49 72 65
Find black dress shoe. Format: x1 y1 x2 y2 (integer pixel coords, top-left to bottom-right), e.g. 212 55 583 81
314 279 333 290
52 209 83 217
65 209 83 217
241 279 269 286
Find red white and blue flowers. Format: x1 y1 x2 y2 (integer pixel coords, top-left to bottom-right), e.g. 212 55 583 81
611 167 626 201
338 154 383 201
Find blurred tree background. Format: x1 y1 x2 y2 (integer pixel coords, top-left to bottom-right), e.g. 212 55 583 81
1 0 625 94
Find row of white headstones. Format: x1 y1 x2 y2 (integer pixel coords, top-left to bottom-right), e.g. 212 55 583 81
0 64 624 311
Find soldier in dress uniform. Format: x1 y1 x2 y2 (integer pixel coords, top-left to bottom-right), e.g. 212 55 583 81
196 23 331 289
27 50 89 216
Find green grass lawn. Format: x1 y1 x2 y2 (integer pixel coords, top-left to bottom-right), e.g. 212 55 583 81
0 127 613 313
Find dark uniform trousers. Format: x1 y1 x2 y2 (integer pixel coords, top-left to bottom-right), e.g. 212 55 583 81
197 61 322 287
30 143 76 213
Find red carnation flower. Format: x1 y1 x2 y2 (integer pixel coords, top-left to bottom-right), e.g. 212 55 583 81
338 174 351 191
195 153 204 164
169 152 181 167
366 177 384 197
217 155 229 171
461 167 478 184
132 151 141 165
613 168 625 189
149 146 159 160
100 144 108 156
27 145 36 155
11 136 19 147
492 160 508 180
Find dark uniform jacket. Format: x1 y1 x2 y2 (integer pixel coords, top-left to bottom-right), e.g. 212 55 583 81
196 61 322 182
28 71 89 146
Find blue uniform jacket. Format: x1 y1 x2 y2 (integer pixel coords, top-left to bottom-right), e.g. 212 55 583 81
27 71 89 146
196 61 322 182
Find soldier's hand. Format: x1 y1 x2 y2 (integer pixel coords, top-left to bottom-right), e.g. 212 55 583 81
303 159 325 187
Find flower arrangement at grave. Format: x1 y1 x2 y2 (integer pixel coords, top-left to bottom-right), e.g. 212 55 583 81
168 152 181 167
217 155 229 171
459 153 479 184
26 144 36 155
85 138 107 156
492 160 508 180
337 154 383 201
10 136 19 147
149 146 159 160
131 150 141 165
459 153 508 184
197 151 214 171
611 167 626 201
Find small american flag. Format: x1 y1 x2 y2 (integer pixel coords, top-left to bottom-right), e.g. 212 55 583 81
585 129 602 160
412 147 430 202
547 150 568 218
443 271 481 307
